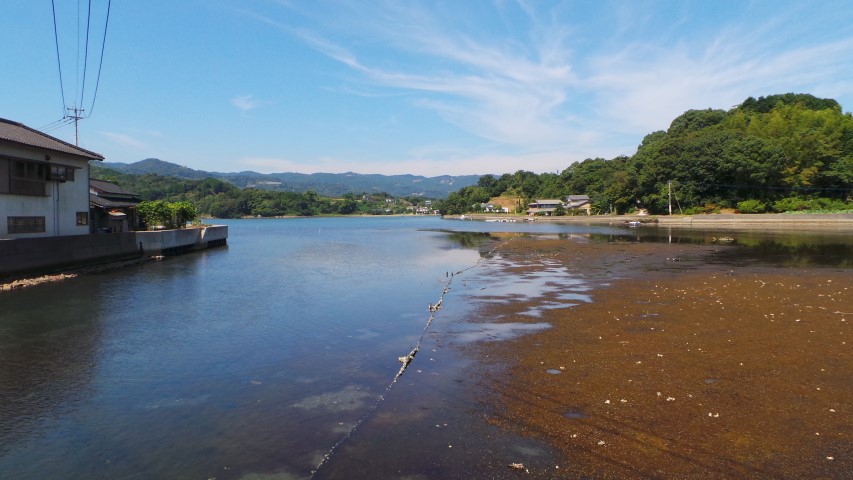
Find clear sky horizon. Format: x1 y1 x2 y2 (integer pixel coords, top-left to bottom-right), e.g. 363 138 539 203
3 1 852 177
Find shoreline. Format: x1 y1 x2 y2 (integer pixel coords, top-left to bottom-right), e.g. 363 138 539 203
469 237 851 478
455 212 853 231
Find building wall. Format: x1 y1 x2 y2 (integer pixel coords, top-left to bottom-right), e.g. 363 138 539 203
0 232 141 277
0 225 229 278
0 143 92 239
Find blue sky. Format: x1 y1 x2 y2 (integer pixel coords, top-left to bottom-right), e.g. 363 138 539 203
3 1 852 176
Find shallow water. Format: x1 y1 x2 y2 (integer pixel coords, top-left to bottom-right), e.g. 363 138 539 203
1 216 849 479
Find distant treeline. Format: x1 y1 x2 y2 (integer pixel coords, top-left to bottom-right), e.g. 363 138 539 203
90 167 439 218
441 93 853 215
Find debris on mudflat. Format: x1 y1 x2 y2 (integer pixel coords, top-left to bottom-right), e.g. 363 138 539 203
508 462 526 471
1 273 77 291
398 347 418 366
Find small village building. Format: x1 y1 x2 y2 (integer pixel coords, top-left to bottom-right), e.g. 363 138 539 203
566 195 592 215
479 202 509 213
527 199 563 216
90 179 142 233
0 118 104 239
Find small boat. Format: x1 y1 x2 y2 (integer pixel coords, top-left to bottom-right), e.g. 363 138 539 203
627 221 641 227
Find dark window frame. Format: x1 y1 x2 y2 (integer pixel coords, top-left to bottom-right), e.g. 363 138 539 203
7 216 46 234
2 155 78 196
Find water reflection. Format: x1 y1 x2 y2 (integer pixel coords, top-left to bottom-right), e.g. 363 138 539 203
439 221 853 268
1 216 849 479
0 281 105 455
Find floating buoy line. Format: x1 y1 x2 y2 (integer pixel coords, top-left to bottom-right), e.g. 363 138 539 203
310 237 514 477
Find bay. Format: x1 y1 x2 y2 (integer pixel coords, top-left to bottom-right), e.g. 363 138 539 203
0 216 849 479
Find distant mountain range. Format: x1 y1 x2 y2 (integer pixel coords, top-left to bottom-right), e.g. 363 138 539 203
99 158 482 198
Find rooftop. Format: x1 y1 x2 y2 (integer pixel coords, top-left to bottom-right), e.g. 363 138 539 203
0 118 104 160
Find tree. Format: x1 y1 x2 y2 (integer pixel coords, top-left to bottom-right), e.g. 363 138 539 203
337 193 358 214
170 201 198 227
137 200 172 229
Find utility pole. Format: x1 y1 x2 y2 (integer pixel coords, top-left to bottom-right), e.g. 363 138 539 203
66 106 85 146
668 180 672 215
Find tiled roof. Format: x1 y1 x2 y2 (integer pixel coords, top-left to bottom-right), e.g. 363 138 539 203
89 193 140 209
90 178 137 196
0 118 104 160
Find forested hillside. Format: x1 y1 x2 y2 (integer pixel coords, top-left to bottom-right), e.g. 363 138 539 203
90 166 438 218
441 93 853 215
100 159 480 198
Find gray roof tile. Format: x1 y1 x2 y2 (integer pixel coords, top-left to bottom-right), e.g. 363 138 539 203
0 118 104 160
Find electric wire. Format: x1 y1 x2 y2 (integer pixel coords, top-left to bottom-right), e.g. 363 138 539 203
42 118 77 134
671 181 852 193
86 0 112 117
49 0 112 129
38 117 74 132
79 0 93 110
50 0 67 114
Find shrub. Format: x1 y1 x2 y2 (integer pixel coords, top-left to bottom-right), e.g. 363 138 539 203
736 199 767 213
772 197 811 213
137 200 198 229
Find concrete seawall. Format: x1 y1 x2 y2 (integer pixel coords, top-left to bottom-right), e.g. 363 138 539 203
0 225 228 278
136 225 228 255
454 213 853 231
657 213 853 230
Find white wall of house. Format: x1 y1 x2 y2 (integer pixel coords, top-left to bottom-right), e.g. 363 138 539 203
0 143 92 239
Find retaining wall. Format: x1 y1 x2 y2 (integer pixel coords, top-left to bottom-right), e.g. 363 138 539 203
0 225 228 278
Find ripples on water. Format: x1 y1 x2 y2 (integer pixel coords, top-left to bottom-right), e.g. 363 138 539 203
1 216 849 479
0 217 487 478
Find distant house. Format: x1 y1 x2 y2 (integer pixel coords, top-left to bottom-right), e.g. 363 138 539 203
0 118 104 238
566 195 592 215
90 179 142 233
488 196 522 214
527 199 563 216
480 202 509 213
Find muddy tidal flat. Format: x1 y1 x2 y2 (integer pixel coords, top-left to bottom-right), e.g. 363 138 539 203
471 237 851 479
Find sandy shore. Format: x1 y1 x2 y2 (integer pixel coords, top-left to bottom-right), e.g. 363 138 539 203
470 238 851 479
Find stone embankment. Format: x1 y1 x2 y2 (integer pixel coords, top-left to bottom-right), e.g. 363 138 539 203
455 213 853 230
1 225 227 291
0 256 163 292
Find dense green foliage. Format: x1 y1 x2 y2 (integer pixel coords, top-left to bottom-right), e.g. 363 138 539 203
92 166 439 218
442 93 853 214
99 158 480 198
95 93 853 217
137 200 198 229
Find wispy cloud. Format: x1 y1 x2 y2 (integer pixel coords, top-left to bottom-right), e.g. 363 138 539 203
588 32 853 136
244 0 853 172
261 2 580 151
231 94 266 112
100 131 146 149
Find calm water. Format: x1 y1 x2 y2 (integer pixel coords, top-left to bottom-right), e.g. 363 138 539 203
1 216 849 479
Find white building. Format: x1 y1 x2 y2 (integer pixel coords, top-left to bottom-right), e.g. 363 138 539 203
0 118 104 238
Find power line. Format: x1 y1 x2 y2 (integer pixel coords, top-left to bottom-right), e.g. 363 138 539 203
87 0 112 117
79 0 93 109
48 0 113 143
38 117 73 131
50 0 66 114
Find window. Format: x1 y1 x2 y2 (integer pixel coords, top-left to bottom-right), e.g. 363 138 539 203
49 165 76 182
10 161 47 196
3 160 75 196
7 216 46 234
76 212 89 226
